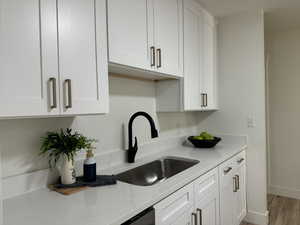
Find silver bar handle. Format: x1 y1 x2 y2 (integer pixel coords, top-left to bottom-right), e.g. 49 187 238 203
157 48 162 68
192 212 197 225
236 175 240 190
197 209 202 225
65 79 72 109
205 94 208 107
201 93 205 107
224 167 232 174
150 46 155 67
49 77 57 109
237 158 245 164
233 176 238 192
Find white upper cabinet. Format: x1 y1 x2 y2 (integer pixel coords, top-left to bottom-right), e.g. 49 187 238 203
107 0 183 79
202 11 217 110
0 0 108 118
183 0 203 110
153 0 183 77
107 0 153 71
0 0 59 117
58 0 109 115
156 0 217 112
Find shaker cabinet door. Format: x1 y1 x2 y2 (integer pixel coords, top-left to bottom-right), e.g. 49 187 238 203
183 0 203 110
219 164 236 225
201 15 217 110
0 0 59 118
57 0 109 115
107 0 154 71
153 0 183 77
155 184 194 225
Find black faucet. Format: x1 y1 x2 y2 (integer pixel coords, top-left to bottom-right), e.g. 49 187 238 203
127 111 158 163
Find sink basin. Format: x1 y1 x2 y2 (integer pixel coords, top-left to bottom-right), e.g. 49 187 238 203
116 156 199 186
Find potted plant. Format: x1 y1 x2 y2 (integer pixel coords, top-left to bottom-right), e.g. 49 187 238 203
40 128 96 185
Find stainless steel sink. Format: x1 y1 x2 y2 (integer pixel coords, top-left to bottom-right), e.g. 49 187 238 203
116 157 199 186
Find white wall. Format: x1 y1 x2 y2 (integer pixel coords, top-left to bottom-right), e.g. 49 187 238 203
266 29 300 199
0 144 2 225
0 75 199 178
198 11 268 225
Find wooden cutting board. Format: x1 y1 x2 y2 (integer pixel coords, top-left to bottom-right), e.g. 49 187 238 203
49 184 88 195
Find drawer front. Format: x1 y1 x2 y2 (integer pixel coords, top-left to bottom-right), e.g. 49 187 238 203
194 168 219 201
219 157 236 183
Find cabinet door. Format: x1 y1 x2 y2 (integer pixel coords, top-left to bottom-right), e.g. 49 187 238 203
194 168 220 225
0 0 59 117
58 0 109 115
235 157 247 224
153 0 183 77
155 183 194 225
219 163 236 225
107 0 154 71
202 15 217 110
196 195 219 225
183 0 203 110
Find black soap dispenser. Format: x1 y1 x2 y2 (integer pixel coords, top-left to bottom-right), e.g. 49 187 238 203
83 148 97 182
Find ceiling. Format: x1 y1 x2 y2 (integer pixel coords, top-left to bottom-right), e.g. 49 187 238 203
197 0 300 32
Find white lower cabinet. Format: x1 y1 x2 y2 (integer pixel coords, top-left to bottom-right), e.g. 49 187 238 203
155 184 194 225
155 151 246 225
219 151 247 225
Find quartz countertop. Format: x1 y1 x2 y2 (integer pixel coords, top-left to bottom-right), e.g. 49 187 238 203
3 135 247 225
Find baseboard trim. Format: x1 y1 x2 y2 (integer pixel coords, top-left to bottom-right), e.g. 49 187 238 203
269 185 300 200
244 210 269 225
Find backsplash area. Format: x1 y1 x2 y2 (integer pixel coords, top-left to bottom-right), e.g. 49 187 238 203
0 75 200 179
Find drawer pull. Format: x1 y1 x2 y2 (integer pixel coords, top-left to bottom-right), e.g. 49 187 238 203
223 167 232 174
237 158 245 164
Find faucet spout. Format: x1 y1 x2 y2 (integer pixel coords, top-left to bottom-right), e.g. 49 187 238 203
127 111 158 163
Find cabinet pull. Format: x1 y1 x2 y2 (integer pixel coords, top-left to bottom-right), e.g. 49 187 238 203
205 94 208 107
192 212 197 225
150 46 155 67
233 176 238 192
224 167 232 174
201 93 205 107
197 209 202 225
49 77 57 109
157 48 162 68
236 175 240 190
237 158 245 164
65 79 72 109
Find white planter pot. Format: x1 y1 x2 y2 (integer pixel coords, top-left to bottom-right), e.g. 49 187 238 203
59 157 76 185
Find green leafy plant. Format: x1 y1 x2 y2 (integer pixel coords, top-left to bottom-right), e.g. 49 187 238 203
40 128 97 168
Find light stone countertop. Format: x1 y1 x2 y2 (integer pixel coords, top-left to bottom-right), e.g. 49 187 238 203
3 135 247 225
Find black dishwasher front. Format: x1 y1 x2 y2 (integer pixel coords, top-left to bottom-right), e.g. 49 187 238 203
121 207 155 225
